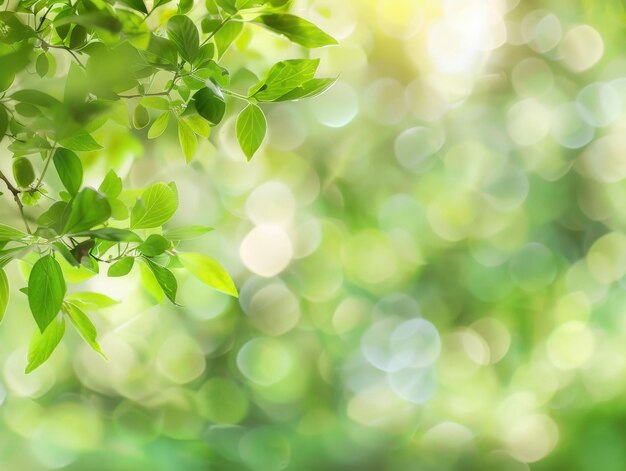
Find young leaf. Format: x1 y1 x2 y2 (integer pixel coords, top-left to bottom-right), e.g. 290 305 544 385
236 103 266 160
193 85 226 125
108 256 135 277
59 130 103 151
143 258 178 304
184 115 211 138
251 59 320 101
214 21 243 59
130 182 179 229
141 96 170 110
12 157 35 187
137 234 170 257
254 14 337 48
148 112 170 139
63 188 112 234
65 292 119 309
65 302 105 356
0 223 29 241
178 252 238 297
0 268 8 322
28 255 67 332
178 118 197 163
53 148 83 196
72 228 142 242
167 15 199 63
25 317 65 373
133 104 150 129
98 170 123 199
163 225 213 240
275 77 336 101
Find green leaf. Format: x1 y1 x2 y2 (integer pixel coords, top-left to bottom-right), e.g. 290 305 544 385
148 112 170 139
167 15 199 63
107 256 135 277
133 104 150 129
275 77 336 101
0 223 30 242
59 130 103 151
12 157 35 187
71 228 142 242
0 106 8 142
65 302 105 356
130 182 179 229
69 25 88 49
178 252 238 297
141 96 170 110
118 0 148 14
178 118 197 163
11 89 60 107
193 85 226 125
25 317 65 374
143 258 178 303
63 188 112 234
99 170 122 198
0 268 8 323
236 103 266 160
184 115 211 138
35 53 49 78
53 148 83 196
65 292 119 309
28 255 67 332
137 234 170 256
178 0 194 13
252 59 320 101
254 14 337 48
214 21 243 59
163 225 213 240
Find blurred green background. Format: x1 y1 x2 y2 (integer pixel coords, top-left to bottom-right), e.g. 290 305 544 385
3 0 626 469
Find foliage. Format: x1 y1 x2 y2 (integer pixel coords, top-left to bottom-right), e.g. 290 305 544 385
0 0 336 372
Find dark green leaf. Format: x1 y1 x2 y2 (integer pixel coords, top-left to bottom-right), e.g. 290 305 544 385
143 258 178 303
118 0 148 14
167 15 199 62
63 188 112 233
193 85 226 125
28 255 66 332
72 228 142 242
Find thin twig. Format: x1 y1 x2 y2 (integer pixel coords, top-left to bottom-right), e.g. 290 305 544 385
0 170 31 234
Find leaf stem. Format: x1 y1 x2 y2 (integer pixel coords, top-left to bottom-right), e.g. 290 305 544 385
35 142 57 190
200 14 234 47
0 171 31 234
